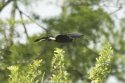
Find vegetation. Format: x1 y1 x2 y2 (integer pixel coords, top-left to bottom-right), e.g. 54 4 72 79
8 43 113 83
88 43 113 83
0 0 125 83
8 60 42 83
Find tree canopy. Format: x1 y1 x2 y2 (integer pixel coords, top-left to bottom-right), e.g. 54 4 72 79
0 0 125 83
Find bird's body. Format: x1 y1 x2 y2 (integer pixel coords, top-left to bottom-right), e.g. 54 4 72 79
34 33 83 43
55 35 73 43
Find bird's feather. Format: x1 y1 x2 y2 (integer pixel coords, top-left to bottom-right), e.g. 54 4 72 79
67 33 83 38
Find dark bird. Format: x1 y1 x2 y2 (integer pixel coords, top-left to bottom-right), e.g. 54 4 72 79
34 33 83 43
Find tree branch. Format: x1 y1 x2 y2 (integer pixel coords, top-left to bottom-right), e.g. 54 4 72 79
16 6 48 32
0 0 13 12
8 0 16 47
17 6 29 39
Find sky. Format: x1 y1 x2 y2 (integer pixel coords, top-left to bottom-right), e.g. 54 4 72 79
0 0 62 43
1 0 125 35
0 0 125 82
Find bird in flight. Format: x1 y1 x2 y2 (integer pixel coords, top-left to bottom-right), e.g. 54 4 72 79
34 33 83 43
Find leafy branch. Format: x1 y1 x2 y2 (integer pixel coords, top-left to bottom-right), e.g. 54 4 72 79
88 43 113 83
51 48 71 83
8 60 42 83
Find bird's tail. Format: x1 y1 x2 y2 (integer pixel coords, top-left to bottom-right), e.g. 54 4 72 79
34 36 55 42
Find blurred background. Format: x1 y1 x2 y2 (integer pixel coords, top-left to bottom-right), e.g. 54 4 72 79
0 0 125 83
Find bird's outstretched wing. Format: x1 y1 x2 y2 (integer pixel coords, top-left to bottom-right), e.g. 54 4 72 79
67 33 83 38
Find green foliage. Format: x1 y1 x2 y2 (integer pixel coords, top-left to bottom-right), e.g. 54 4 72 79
51 48 70 83
1 0 125 82
7 48 71 83
7 45 114 83
8 18 15 26
88 43 113 83
8 60 42 83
